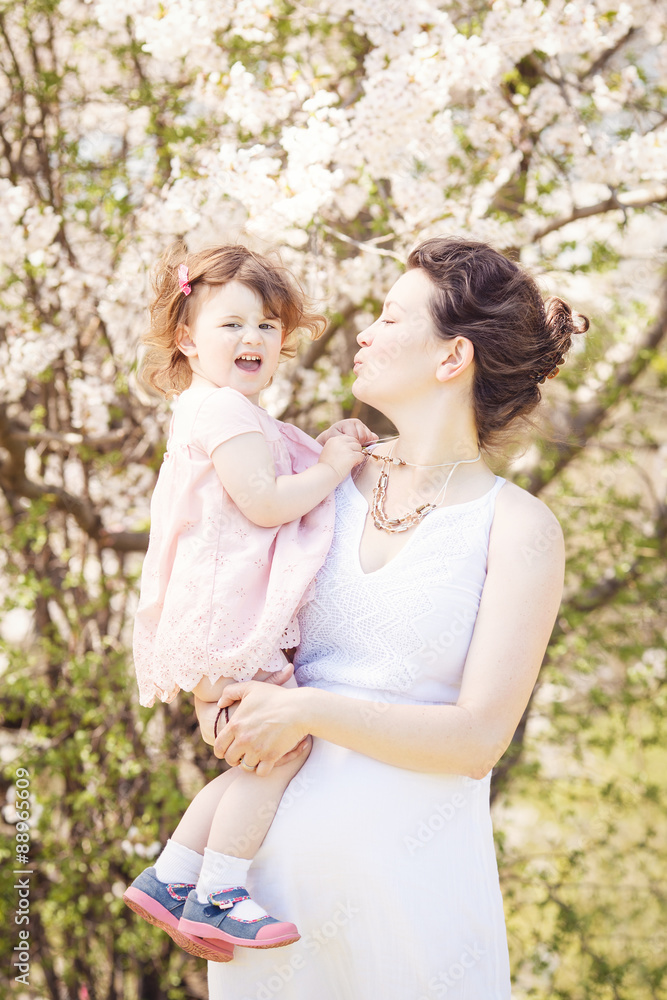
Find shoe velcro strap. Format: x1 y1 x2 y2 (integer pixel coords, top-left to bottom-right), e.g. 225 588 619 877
209 887 251 910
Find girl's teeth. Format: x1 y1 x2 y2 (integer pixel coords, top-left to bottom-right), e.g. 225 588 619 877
235 356 261 371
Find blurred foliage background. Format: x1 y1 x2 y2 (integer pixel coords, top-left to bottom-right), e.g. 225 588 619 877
0 0 665 997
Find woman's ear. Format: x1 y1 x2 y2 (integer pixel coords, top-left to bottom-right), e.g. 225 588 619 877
176 324 197 357
436 336 474 383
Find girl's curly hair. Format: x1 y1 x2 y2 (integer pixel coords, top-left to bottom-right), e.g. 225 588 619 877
140 241 327 398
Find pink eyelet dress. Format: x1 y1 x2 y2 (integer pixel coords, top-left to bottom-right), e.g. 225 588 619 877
132 384 335 708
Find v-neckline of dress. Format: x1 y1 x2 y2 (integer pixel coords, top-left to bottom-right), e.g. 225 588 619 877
344 473 502 578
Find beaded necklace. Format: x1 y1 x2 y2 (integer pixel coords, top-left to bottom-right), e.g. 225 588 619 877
361 438 482 533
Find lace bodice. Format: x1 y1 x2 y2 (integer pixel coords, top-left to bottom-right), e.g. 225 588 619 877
294 472 506 705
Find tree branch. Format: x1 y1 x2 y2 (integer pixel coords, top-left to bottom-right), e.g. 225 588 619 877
99 529 149 553
578 26 638 81
12 428 130 450
523 275 667 496
319 224 403 261
0 408 149 552
532 184 667 242
4 471 102 535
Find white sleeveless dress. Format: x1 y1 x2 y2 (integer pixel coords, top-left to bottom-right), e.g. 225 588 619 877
209 472 511 1000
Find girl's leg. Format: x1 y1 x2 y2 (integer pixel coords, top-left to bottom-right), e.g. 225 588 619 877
184 741 311 942
170 768 239 855
156 669 291 874
207 742 308 859
123 770 239 963
149 769 238 886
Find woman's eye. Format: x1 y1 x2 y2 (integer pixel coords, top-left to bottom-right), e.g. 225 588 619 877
381 319 394 325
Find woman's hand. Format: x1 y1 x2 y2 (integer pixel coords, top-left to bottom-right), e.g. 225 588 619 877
316 418 377 448
193 660 294 746
214 680 309 777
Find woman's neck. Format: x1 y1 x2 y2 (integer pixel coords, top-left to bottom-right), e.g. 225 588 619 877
388 427 480 467
381 390 480 467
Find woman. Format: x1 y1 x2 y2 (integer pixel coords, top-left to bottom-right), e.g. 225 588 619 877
195 237 588 998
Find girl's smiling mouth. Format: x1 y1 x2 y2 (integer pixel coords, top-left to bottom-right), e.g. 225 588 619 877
235 354 262 372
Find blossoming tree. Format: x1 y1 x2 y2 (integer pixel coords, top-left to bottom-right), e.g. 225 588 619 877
0 1 665 997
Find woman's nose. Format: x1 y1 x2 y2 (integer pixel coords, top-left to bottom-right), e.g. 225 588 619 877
356 324 373 347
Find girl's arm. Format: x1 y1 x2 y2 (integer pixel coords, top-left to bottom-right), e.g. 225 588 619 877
212 430 363 528
210 484 565 779
194 695 220 746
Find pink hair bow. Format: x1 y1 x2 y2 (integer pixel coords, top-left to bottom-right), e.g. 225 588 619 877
177 263 191 296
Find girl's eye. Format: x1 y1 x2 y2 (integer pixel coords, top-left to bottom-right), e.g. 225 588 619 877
222 322 240 328
260 323 280 331
381 319 394 325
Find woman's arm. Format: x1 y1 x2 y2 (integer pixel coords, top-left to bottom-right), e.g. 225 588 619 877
215 484 565 779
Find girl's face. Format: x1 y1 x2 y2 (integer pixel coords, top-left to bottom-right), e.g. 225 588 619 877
352 268 444 409
177 281 284 402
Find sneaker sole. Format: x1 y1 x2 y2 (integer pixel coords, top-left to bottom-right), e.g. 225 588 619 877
179 916 300 949
123 888 234 963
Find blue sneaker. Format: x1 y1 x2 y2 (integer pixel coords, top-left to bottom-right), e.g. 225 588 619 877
123 866 233 962
179 887 300 949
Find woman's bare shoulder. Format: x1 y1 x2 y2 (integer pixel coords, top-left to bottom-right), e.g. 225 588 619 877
492 478 564 550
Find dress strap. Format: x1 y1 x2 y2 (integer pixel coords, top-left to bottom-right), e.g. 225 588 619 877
488 476 506 499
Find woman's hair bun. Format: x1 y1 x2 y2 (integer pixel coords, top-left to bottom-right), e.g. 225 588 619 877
544 295 589 353
533 296 589 382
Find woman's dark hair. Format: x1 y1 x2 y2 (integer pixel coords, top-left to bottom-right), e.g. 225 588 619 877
407 237 589 451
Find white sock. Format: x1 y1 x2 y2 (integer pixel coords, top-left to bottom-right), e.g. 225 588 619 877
196 848 268 921
153 839 203 886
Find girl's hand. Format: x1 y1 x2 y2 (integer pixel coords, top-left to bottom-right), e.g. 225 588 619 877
194 696 221 746
316 419 378 447
214 680 308 777
318 434 365 481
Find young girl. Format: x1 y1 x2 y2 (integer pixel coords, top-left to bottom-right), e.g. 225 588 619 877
123 242 376 963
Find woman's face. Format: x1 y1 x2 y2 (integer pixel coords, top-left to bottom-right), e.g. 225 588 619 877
352 268 444 409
